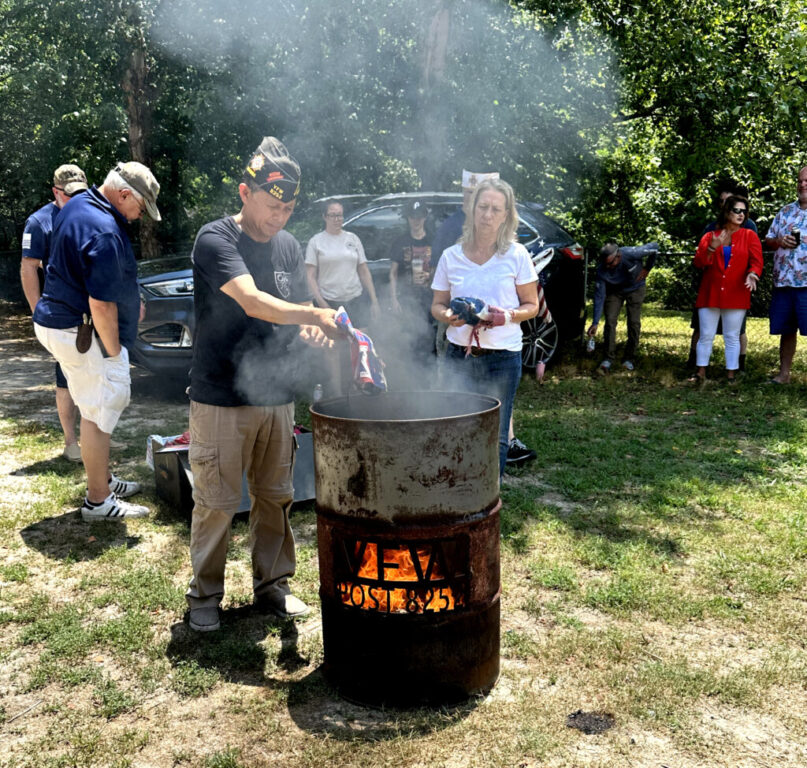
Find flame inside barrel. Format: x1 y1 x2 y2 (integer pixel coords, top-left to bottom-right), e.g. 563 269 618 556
337 541 464 613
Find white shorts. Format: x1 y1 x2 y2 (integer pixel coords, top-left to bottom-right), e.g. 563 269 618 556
33 323 131 435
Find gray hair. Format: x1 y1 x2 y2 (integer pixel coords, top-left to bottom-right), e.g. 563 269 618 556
102 169 144 201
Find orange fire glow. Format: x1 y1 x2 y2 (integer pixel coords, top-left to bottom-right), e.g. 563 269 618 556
338 541 464 614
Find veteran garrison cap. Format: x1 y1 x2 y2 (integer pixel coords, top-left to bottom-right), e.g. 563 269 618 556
244 137 301 202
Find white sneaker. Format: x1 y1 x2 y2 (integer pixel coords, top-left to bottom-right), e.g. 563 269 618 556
622 360 635 371
108 474 141 498
62 443 82 462
81 493 149 521
599 359 612 372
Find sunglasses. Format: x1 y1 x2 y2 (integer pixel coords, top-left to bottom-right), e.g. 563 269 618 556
731 207 747 215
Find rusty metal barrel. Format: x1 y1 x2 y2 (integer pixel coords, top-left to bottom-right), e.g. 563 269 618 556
311 391 501 707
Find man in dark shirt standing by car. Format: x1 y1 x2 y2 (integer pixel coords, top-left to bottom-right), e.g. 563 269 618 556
587 242 658 372
21 164 88 462
186 137 337 633
33 162 160 520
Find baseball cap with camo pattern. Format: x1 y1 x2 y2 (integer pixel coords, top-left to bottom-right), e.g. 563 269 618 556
53 164 88 196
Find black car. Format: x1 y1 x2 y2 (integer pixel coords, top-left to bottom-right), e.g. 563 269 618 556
132 193 585 379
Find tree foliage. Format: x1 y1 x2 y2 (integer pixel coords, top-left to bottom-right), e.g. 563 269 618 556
520 0 807 247
1 0 806 255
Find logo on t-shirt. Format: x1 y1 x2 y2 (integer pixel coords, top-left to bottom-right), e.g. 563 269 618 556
274 271 292 299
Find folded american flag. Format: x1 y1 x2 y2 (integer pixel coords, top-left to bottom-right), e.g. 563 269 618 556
334 307 388 393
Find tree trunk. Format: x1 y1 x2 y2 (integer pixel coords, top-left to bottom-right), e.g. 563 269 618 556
418 2 452 189
122 26 160 260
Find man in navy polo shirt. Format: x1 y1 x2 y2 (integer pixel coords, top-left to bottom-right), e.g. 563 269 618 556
21 164 88 462
33 162 161 521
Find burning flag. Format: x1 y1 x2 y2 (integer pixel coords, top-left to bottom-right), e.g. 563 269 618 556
334 307 387 393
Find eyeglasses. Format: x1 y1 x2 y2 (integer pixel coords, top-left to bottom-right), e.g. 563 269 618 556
731 207 747 216
325 213 344 219
131 193 146 216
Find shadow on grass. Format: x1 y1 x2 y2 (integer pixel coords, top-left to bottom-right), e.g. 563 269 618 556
505 309 807 560
165 605 309 687
19 510 141 560
284 667 482 740
11 455 85 477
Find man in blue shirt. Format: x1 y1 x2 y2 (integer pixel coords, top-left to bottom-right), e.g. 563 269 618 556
33 162 162 521
21 165 88 461
587 242 658 371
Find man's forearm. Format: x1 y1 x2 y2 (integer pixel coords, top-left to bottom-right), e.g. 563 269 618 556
20 260 42 313
591 281 605 325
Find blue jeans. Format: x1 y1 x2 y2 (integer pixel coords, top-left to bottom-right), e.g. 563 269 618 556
445 343 522 476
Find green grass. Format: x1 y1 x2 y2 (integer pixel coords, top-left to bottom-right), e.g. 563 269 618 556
2 305 807 767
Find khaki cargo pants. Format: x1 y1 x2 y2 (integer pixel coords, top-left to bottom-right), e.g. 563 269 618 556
186 400 297 610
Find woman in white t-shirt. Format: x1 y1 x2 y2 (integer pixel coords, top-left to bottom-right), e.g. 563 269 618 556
431 179 539 476
305 200 380 329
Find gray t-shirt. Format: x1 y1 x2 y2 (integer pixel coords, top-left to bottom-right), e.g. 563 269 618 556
305 229 366 301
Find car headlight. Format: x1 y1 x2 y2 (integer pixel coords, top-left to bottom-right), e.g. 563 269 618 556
141 277 194 297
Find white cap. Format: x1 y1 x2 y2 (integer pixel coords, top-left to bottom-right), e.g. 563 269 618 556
462 170 500 189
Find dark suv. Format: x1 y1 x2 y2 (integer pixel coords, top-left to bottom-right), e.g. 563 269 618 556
133 193 585 379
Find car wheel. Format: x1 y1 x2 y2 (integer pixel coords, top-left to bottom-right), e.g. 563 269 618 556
521 317 559 370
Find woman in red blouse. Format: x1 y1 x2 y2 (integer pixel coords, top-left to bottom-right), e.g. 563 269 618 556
692 195 763 383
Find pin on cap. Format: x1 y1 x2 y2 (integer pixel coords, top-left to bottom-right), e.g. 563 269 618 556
245 137 301 202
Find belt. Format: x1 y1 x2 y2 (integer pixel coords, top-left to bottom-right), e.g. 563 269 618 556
450 342 497 357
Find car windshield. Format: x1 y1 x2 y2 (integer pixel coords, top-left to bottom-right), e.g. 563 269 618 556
137 253 192 277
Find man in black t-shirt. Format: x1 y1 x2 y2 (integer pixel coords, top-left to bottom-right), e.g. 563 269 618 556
186 137 337 633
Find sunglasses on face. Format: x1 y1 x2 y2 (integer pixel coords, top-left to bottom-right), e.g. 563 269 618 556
731 207 747 215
